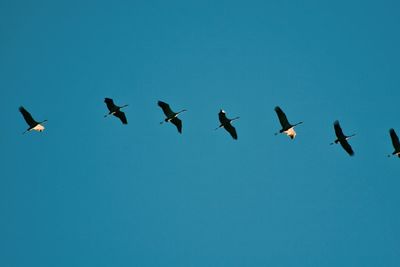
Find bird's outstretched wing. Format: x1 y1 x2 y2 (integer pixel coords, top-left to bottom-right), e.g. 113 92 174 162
170 117 182 133
390 128 400 150
104 98 117 112
19 106 37 127
339 140 354 156
274 106 290 129
224 123 238 140
114 111 128 124
334 120 345 139
158 101 175 118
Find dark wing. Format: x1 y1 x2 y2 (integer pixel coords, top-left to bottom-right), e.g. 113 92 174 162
274 106 291 129
339 139 354 156
104 98 117 112
113 110 127 124
19 106 37 127
390 128 400 150
224 123 238 140
170 117 182 133
158 101 175 118
333 120 345 139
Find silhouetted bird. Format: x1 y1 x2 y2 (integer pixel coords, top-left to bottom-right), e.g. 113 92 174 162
388 128 400 158
274 106 303 139
19 106 47 134
158 101 187 133
104 98 128 124
330 120 355 156
215 109 239 140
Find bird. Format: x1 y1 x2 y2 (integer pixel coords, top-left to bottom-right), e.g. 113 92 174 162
388 128 400 157
215 109 239 140
19 106 47 134
330 120 355 156
104 98 128 124
274 106 303 139
158 101 187 133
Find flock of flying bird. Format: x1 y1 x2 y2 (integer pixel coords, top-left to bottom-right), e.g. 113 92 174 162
18 98 400 158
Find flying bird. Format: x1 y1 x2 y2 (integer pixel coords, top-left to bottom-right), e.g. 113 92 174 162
388 128 400 157
330 120 355 156
104 98 128 124
215 109 239 140
158 101 187 133
19 106 47 134
274 106 303 139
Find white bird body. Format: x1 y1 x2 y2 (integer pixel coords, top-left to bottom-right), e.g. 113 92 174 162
32 124 45 132
283 127 296 139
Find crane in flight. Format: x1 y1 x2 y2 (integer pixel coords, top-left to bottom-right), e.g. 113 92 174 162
330 120 355 156
19 106 47 134
104 98 128 124
158 101 187 133
215 109 239 140
274 106 303 139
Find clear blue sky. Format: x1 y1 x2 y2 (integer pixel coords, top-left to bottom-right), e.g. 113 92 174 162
1 0 400 266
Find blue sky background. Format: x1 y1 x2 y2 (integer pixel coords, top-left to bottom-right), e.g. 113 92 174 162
1 0 400 266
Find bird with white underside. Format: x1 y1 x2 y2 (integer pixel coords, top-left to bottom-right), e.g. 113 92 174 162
274 106 303 139
19 106 47 134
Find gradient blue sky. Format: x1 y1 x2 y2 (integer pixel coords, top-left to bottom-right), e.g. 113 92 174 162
1 0 400 266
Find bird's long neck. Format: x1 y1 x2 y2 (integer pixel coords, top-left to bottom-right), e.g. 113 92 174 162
293 121 303 127
177 109 187 115
40 120 48 124
120 104 128 109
